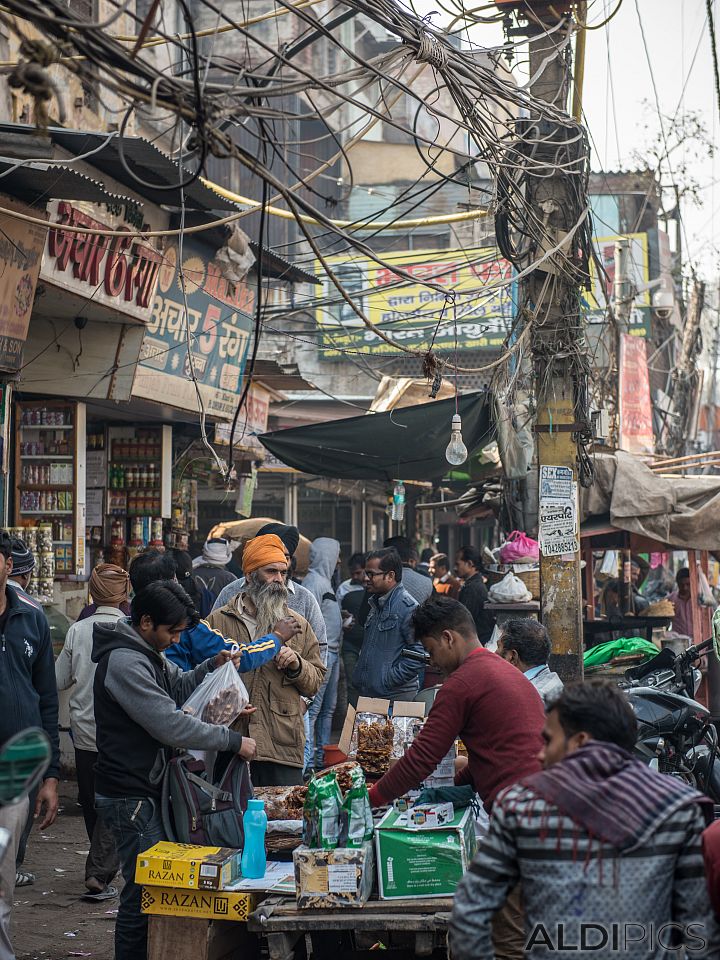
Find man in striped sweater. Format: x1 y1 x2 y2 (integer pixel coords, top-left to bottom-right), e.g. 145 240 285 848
450 682 718 959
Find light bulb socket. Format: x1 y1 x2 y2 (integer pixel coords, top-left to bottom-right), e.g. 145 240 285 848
451 414 462 430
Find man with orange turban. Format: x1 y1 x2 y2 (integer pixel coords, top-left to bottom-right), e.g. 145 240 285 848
207 535 326 786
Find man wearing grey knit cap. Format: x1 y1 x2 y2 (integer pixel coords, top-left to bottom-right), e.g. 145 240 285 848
212 523 327 662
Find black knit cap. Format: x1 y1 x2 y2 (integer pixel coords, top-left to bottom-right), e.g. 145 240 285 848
255 523 300 557
10 536 35 575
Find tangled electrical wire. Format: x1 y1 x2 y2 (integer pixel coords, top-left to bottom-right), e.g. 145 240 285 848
0 0 597 480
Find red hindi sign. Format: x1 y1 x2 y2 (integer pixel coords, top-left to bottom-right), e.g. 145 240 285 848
619 333 654 456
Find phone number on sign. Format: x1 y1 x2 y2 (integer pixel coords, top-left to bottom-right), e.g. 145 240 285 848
541 539 579 557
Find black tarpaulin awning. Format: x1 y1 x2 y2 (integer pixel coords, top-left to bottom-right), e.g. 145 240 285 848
259 392 491 481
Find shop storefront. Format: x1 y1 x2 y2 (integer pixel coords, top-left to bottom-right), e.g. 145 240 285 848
11 190 169 612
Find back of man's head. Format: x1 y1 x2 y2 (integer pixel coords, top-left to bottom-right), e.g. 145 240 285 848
130 580 198 629
552 682 637 753
457 544 482 571
129 549 176 594
412 596 477 643
501 618 551 668
256 522 300 558
384 536 411 564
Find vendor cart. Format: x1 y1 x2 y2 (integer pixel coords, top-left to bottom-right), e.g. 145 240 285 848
249 895 453 959
147 895 453 960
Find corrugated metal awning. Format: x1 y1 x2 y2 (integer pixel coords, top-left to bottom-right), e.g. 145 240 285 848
0 157 134 206
0 123 239 212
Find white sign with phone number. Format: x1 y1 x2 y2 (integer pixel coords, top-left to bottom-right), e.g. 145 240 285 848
539 469 579 557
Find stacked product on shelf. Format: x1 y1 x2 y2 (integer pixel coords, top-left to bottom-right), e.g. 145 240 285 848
15 400 77 581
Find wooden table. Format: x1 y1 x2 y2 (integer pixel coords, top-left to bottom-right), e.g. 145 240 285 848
248 894 454 960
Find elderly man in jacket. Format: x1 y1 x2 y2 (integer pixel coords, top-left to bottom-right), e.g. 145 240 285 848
302 538 343 774
212 523 328 663
496 618 563 706
353 548 424 701
207 534 325 786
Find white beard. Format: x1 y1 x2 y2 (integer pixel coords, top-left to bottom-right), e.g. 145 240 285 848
245 576 289 636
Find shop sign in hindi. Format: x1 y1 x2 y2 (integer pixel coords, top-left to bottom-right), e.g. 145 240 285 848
134 237 255 418
41 201 161 322
315 246 515 357
0 196 48 372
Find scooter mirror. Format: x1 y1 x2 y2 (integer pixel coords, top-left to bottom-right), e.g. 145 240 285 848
0 728 51 807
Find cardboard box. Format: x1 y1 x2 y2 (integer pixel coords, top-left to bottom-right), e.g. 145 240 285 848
407 802 455 829
423 742 457 789
293 841 375 908
140 886 254 922
135 842 242 891
375 807 477 899
338 698 426 757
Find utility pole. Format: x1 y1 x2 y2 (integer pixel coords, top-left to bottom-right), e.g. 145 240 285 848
668 279 705 456
613 238 632 327
519 7 590 683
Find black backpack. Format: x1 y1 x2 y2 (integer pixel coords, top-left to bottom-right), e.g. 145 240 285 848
161 753 253 847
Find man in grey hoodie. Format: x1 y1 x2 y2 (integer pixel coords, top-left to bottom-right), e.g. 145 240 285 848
92 581 257 960
302 538 343 773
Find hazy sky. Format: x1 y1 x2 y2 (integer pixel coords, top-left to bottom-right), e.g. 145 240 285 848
423 0 719 279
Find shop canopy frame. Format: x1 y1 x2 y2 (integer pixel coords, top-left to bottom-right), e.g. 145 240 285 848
258 391 492 482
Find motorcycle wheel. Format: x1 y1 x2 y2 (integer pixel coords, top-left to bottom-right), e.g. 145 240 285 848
692 753 720 802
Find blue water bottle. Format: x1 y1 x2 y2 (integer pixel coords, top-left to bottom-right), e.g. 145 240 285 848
241 799 267 879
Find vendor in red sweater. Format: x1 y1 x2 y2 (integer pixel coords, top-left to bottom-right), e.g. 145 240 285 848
367 597 545 811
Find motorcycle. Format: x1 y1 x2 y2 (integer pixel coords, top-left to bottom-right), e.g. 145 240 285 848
619 637 720 800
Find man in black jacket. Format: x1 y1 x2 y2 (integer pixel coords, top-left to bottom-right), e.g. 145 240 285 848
93 581 257 960
455 545 496 645
0 530 59 960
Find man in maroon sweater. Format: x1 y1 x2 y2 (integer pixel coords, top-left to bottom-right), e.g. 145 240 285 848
368 596 545 811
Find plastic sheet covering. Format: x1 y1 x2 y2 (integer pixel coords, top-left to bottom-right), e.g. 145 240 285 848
259 392 491 481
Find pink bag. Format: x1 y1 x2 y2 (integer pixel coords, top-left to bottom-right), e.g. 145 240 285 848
499 531 539 564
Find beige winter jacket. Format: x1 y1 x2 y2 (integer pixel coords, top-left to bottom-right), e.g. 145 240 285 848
205 600 325 768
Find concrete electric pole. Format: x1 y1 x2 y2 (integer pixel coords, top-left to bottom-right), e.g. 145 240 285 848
517 7 592 682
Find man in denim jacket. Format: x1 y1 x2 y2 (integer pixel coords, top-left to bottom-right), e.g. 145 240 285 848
353 548 424 700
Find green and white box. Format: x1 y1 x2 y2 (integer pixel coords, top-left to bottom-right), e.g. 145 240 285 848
375 806 477 900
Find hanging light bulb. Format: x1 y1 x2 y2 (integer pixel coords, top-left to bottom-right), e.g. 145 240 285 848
445 413 468 466
391 481 406 521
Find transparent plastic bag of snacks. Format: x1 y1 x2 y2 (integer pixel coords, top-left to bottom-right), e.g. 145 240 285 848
391 716 424 760
353 713 394 777
343 765 373 846
181 660 249 726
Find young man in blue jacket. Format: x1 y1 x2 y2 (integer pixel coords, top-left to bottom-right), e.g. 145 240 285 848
0 531 60 960
353 548 425 701
128 550 300 669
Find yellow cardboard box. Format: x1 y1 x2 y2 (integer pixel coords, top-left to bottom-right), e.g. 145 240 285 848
135 842 241 891
140 886 254 922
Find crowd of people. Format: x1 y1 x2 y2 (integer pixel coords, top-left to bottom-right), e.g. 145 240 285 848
0 525 719 960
